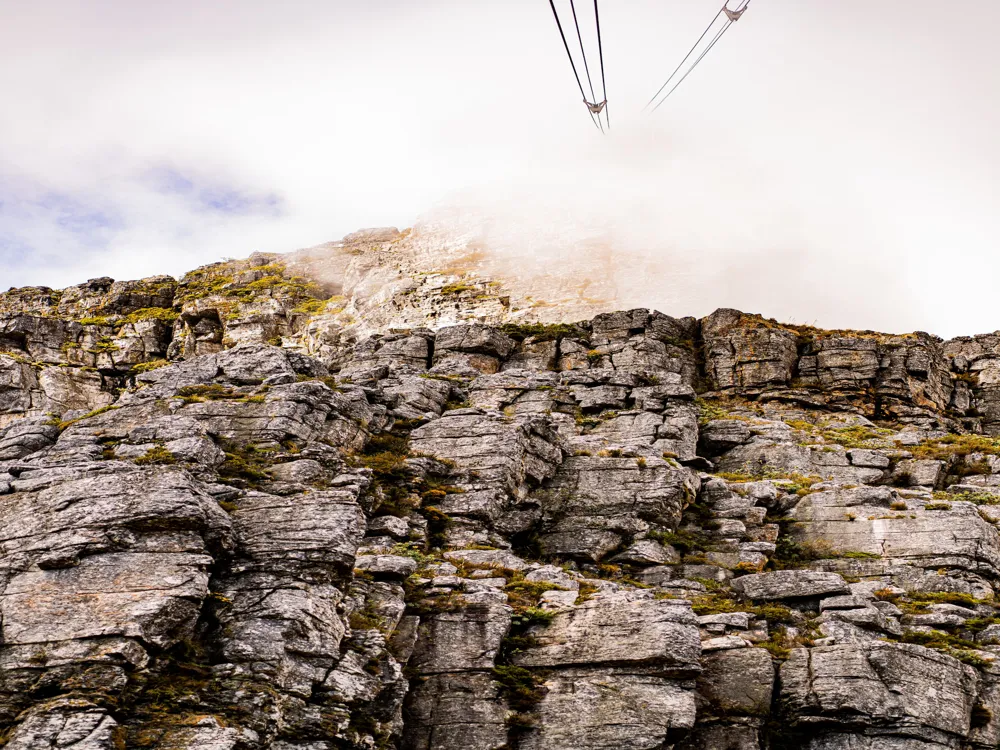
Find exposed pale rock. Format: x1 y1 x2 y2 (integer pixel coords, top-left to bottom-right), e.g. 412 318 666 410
402 672 508 750
781 642 977 745
443 548 528 571
697 647 774 716
409 602 511 674
355 554 418 579
521 669 697 750
790 486 1000 576
732 571 848 600
532 454 699 561
513 592 700 673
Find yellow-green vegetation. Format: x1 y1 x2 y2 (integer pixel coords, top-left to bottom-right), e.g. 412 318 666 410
0 285 62 315
88 338 120 354
420 505 452 549
440 282 477 296
574 408 618 431
695 396 763 425
647 528 711 556
491 664 546 718
0 351 44 367
403 576 466 617
348 602 384 632
358 433 411 481
77 315 114 326
120 307 179 325
690 592 796 622
176 260 326 309
504 577 564 615
907 433 1000 461
690 592 820 660
717 468 822 496
874 588 992 612
131 359 171 374
933 490 1000 505
390 543 437 567
291 297 328 315
443 397 471 411
582 563 651 590
893 631 991 668
785 320 918 344
769 533 879 569
494 575 556 734
99 439 119 460
759 627 795 659
57 404 119 431
176 383 265 404
355 430 464 547
297 373 345 391
498 322 588 343
800 423 895 449
134 445 177 466
872 590 1000 666
574 580 599 604
217 442 274 486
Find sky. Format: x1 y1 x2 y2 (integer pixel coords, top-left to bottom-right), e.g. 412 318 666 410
1 0 999 337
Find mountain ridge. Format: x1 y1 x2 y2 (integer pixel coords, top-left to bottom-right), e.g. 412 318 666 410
2 228 1000 749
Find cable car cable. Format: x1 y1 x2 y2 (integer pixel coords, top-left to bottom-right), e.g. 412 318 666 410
569 0 603 132
651 19 731 110
594 0 609 129
650 0 751 112
644 6 724 111
547 0 602 130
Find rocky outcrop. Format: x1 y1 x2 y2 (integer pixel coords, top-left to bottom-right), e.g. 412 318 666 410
6 230 1000 748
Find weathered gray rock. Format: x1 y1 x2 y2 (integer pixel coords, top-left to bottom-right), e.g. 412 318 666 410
521 669 697 750
697 647 774 717
409 601 511 674
676 724 762 750
443 548 529 571
2 699 119 750
701 309 798 390
731 571 848 600
790 486 1000 577
355 554 418 579
410 411 565 506
514 592 700 673
532 454 699 561
402 672 508 750
781 642 978 746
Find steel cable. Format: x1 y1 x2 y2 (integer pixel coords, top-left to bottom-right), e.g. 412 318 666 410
547 0 601 130
644 6 725 110
569 0 603 131
649 0 752 112
594 0 609 129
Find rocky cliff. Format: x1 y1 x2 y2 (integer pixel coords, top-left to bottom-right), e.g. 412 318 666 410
5 227 1000 749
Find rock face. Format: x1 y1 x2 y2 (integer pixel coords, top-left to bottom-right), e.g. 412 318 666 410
5 229 1000 748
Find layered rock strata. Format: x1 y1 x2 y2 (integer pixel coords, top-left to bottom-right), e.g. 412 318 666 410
4 231 1000 748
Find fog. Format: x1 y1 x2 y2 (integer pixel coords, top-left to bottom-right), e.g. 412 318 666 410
1 0 999 337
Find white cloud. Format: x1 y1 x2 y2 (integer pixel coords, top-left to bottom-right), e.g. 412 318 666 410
1 0 999 338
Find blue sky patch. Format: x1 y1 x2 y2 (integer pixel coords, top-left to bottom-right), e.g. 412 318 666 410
142 165 284 217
